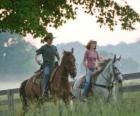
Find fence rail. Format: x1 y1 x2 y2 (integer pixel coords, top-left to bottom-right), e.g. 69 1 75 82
0 88 19 116
122 72 140 80
0 72 140 116
0 88 19 95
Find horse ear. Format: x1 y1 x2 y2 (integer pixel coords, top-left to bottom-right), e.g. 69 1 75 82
116 56 121 61
117 55 121 61
113 54 117 63
71 48 74 54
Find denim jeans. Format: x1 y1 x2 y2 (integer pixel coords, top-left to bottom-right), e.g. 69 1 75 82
82 68 94 97
42 65 51 95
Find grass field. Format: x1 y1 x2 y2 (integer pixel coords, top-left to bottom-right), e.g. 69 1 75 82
1 94 140 116
1 81 140 116
0 98 140 116
21 97 140 116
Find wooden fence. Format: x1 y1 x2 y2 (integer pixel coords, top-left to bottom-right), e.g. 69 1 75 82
0 88 19 116
120 72 140 92
0 72 140 116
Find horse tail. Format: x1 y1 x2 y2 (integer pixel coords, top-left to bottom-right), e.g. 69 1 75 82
19 79 28 113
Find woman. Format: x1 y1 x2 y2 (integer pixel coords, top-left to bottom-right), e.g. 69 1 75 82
82 40 101 98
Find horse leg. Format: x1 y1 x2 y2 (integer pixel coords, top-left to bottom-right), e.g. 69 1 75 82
53 91 58 105
61 90 70 105
19 80 29 115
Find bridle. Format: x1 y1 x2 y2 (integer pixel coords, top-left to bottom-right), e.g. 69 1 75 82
93 72 115 90
62 53 76 78
93 64 120 91
93 64 120 101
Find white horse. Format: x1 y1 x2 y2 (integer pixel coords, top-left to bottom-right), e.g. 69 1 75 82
72 55 123 102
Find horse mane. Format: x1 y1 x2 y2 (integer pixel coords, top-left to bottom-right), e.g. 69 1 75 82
93 58 111 77
98 58 111 69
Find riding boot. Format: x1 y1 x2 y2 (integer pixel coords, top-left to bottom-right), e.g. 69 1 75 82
42 88 49 98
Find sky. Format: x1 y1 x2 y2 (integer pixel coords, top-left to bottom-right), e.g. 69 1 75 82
24 0 140 48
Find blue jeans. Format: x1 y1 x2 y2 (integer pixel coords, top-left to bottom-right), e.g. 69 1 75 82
42 65 51 95
82 68 94 97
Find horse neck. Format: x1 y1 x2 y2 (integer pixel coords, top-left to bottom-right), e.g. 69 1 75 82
96 62 112 84
59 61 69 78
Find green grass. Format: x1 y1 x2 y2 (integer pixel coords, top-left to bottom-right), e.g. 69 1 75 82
0 93 21 116
123 91 140 98
1 93 140 116
0 92 140 116
21 97 140 116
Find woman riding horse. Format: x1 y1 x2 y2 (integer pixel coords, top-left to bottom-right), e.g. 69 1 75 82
72 55 122 102
82 40 102 100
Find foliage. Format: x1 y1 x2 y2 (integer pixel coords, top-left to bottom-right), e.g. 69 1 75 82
0 0 75 37
0 32 38 81
72 0 140 30
0 0 140 38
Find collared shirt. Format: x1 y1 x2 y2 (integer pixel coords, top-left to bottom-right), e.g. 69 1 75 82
36 44 58 68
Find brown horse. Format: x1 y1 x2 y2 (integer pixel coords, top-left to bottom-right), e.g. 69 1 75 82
50 49 76 104
19 48 76 113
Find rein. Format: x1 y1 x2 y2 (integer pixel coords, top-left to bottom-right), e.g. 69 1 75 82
93 70 115 90
93 72 116 102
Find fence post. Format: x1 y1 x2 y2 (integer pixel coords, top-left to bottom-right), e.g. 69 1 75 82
7 90 14 116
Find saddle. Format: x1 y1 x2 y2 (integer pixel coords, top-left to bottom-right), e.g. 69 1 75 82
78 68 103 89
49 66 59 82
32 69 43 84
32 66 59 85
78 75 86 88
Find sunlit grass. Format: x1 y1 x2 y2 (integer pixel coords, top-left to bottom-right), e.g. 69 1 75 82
1 94 140 116
1 80 140 116
22 97 140 116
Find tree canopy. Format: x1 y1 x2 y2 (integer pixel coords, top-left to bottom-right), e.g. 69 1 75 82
0 0 140 38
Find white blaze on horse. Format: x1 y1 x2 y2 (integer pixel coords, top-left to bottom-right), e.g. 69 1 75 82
72 55 123 102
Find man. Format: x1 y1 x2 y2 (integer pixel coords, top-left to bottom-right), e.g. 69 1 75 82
35 33 60 97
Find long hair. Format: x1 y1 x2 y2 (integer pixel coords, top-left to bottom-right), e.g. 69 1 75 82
86 40 97 50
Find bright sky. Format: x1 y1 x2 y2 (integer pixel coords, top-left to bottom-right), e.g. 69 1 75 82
24 0 140 48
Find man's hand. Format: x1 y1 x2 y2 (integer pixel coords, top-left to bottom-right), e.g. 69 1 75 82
35 53 42 65
37 60 42 65
56 53 60 61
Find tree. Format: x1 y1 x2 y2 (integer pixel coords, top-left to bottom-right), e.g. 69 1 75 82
0 0 140 38
0 32 38 81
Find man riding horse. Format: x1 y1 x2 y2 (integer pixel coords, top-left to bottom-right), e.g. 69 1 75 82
35 33 60 97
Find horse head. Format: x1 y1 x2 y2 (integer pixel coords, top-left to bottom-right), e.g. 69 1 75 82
95 55 122 88
61 48 77 78
112 55 123 83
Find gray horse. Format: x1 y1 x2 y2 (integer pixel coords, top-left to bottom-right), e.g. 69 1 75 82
72 55 123 102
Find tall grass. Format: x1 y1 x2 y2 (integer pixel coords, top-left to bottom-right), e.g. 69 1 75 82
1 93 140 116
23 97 140 116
